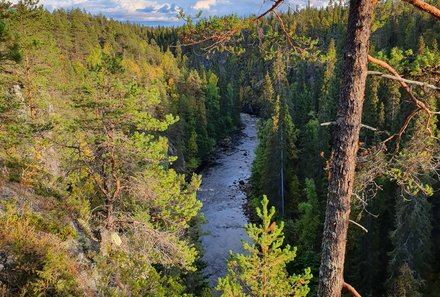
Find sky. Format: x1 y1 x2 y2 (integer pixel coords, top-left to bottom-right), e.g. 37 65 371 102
14 0 328 26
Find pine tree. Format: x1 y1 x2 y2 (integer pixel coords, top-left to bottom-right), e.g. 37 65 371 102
0 3 21 66
417 36 426 55
186 128 200 170
67 50 203 294
216 195 312 297
295 179 320 251
299 118 322 183
378 101 386 128
186 69 212 159
271 51 288 103
318 0 375 294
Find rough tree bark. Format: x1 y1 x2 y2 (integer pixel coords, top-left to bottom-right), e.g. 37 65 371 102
317 0 374 296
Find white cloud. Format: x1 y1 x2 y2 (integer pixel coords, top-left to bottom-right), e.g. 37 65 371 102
27 0 183 23
193 0 217 10
114 0 159 11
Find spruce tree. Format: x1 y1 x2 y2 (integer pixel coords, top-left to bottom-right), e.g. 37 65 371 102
385 80 401 133
363 77 380 129
223 82 235 130
294 179 321 258
260 72 275 117
259 96 299 216
387 195 432 296
317 39 338 124
205 71 222 139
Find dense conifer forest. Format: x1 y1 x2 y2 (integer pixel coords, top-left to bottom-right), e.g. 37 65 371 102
0 0 439 296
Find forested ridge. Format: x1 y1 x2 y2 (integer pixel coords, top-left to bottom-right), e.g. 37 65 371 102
0 1 239 295
0 0 439 296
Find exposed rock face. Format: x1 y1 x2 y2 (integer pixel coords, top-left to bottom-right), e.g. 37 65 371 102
100 230 123 249
13 84 29 119
169 139 186 173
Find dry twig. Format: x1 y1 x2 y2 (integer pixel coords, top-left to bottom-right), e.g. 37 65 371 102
321 121 378 131
368 71 440 90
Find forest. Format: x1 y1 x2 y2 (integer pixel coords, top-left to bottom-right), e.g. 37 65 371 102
0 0 439 296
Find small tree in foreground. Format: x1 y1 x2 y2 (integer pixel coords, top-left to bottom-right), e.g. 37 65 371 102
216 195 312 297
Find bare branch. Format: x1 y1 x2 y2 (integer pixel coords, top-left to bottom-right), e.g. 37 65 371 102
368 71 440 90
368 55 433 137
343 282 362 297
321 121 378 131
402 0 440 20
349 219 368 233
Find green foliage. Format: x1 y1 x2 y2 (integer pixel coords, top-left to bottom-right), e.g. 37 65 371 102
216 196 312 297
0 4 242 295
62 49 204 293
251 86 299 215
386 148 436 197
0 3 22 65
294 179 320 251
95 248 193 297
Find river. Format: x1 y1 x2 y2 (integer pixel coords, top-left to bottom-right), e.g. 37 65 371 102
198 113 258 287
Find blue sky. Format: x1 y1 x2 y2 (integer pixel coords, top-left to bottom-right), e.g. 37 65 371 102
16 0 328 26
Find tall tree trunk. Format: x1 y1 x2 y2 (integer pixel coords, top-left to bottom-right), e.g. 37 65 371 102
317 0 374 296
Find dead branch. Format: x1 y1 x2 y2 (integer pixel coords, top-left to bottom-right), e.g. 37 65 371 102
118 217 191 269
368 55 431 114
402 0 440 20
368 71 440 90
321 121 378 131
343 282 362 297
368 55 434 142
349 219 369 233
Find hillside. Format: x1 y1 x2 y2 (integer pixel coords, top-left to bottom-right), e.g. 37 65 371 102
0 1 439 296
